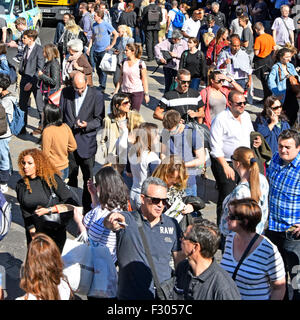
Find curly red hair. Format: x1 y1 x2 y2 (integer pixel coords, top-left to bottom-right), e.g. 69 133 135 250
18 148 61 193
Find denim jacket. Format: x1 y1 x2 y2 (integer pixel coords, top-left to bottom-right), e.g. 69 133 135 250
0 54 10 76
267 62 298 103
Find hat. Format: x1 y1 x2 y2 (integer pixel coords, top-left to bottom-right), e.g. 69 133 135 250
172 29 183 39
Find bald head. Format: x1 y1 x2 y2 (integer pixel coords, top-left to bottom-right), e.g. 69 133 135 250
72 71 87 95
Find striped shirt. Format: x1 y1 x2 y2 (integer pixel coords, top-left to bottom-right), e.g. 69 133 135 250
220 233 285 300
267 151 300 232
83 205 117 263
158 88 204 123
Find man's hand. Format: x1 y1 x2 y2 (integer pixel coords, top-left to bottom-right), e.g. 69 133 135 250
34 206 49 216
104 212 126 231
105 45 113 51
253 135 262 149
291 224 300 238
223 164 235 181
160 58 167 64
182 204 194 215
24 83 32 91
77 119 87 128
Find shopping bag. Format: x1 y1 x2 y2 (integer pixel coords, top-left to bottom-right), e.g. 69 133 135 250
99 52 117 73
87 243 118 298
62 235 93 295
48 88 62 107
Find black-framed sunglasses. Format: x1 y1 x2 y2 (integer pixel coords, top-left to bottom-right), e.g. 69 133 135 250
178 80 191 85
143 194 168 206
121 100 131 105
231 155 238 161
215 79 225 84
271 105 282 110
233 100 247 106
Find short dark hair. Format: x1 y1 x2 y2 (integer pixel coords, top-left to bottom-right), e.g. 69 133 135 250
228 198 262 233
162 109 181 129
276 47 291 62
43 103 63 128
23 29 38 40
278 129 300 147
188 219 221 258
0 74 11 90
228 90 244 103
95 166 129 211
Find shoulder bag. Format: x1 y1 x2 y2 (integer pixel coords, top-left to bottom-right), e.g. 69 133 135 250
232 233 259 281
278 65 300 96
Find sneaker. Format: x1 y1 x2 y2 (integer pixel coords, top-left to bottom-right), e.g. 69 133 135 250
0 184 8 193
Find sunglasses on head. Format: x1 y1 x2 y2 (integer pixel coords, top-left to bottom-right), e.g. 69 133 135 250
143 194 168 206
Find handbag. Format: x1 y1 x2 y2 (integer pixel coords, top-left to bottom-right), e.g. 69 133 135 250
232 233 259 281
48 88 63 107
278 66 300 96
62 234 94 295
99 51 117 73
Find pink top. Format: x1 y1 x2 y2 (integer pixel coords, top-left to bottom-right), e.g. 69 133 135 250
121 59 146 93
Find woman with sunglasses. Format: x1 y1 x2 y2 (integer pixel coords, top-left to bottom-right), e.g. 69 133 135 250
128 122 161 210
267 47 299 127
99 93 131 168
200 69 244 128
254 95 290 155
219 147 269 245
220 198 286 300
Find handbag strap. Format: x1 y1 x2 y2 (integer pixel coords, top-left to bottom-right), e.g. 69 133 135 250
136 212 165 299
281 18 292 43
232 233 259 281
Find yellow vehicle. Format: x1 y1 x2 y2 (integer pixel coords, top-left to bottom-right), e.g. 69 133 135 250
36 0 79 22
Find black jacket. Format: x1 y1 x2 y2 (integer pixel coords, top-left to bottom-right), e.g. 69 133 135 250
141 3 162 31
38 59 61 92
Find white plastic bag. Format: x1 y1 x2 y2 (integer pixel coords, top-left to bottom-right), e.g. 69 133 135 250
62 233 93 295
87 244 118 298
99 52 117 72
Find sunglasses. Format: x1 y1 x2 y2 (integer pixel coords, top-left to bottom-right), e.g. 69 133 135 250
143 194 168 206
228 213 243 221
215 79 225 84
178 80 191 85
231 155 238 161
233 100 247 106
180 232 196 242
122 100 130 105
271 105 282 110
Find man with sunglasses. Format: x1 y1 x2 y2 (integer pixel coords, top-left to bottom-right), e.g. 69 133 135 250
169 219 240 300
104 177 184 300
60 71 104 213
210 90 261 226
153 68 204 123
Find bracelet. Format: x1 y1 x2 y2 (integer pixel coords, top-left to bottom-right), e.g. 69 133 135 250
55 205 59 214
145 93 149 96
48 207 52 214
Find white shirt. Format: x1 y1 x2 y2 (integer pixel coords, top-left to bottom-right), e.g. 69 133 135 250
210 108 254 160
181 18 201 39
74 86 88 117
229 18 252 38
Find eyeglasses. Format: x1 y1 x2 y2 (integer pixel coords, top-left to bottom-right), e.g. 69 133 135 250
231 155 238 161
271 105 282 110
180 232 197 242
228 213 243 221
233 100 247 106
122 100 130 105
178 80 191 85
143 194 168 206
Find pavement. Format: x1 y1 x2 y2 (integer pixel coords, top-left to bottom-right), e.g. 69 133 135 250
0 26 266 300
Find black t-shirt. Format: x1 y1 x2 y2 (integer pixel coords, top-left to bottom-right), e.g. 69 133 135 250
179 50 207 80
159 88 204 123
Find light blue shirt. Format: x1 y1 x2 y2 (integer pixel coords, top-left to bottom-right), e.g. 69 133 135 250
92 21 115 53
75 86 88 116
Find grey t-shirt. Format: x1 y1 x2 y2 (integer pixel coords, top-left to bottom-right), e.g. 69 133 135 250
241 27 253 54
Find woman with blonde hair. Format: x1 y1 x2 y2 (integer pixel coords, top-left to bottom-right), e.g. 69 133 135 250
60 18 83 57
17 233 73 300
113 43 149 112
16 149 78 252
219 147 269 241
158 0 168 42
127 110 145 144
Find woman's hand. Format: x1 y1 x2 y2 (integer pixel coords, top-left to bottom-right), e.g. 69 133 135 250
34 206 50 216
87 178 97 197
73 206 84 225
187 109 198 118
145 94 150 104
182 204 194 215
24 83 32 92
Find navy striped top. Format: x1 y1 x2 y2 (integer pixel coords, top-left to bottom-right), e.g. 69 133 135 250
220 232 285 300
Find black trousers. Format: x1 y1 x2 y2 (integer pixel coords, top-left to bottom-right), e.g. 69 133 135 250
145 29 158 60
68 151 95 213
253 54 273 100
210 156 239 226
19 76 45 127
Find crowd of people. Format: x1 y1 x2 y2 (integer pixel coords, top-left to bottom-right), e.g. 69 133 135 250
0 0 299 301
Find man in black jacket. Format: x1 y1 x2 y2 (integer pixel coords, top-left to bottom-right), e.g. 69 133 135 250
142 0 162 61
211 2 226 28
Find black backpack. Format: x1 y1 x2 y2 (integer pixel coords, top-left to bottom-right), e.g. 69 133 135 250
0 103 7 136
147 5 160 25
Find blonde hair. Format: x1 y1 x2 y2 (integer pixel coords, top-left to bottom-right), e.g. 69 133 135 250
65 18 82 35
128 111 145 133
232 147 261 202
118 24 133 38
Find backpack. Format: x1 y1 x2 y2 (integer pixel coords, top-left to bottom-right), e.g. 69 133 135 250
0 57 17 84
4 95 25 136
171 9 185 29
147 5 160 25
0 191 11 241
0 103 7 136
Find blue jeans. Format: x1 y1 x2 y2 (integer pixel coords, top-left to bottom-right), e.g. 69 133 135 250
0 137 11 184
93 50 107 91
185 182 197 197
190 78 201 90
60 167 69 181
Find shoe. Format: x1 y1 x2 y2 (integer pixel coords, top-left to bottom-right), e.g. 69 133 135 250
0 184 8 193
31 126 42 135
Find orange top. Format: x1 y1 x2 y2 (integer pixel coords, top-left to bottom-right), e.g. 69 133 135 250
254 33 276 58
